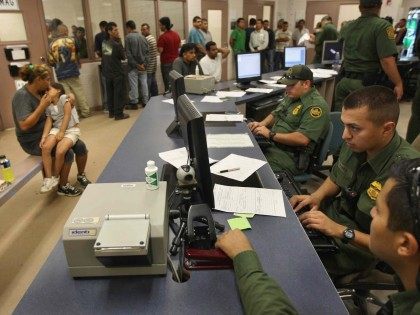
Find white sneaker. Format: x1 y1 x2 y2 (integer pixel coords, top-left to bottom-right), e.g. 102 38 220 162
40 178 54 193
50 176 59 188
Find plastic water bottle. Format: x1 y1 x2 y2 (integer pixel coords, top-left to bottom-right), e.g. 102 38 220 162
195 65 199 76
145 160 159 190
332 52 340 72
0 155 15 183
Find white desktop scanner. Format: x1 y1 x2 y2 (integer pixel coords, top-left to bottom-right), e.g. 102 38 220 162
184 74 215 94
62 182 168 277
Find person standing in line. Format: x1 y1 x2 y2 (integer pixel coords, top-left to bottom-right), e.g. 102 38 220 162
48 24 91 118
94 20 108 112
263 20 276 73
157 17 181 93
230 18 246 55
101 22 129 120
200 18 213 45
187 16 206 59
275 20 292 70
245 18 257 52
141 23 159 98
292 19 309 47
249 19 269 72
125 20 149 108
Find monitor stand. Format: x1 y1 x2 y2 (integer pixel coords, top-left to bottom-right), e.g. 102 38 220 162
166 119 181 137
236 81 257 90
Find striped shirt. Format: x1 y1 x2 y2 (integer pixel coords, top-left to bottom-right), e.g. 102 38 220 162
145 34 158 74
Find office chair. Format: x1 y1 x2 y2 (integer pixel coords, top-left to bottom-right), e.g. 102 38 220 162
335 261 403 315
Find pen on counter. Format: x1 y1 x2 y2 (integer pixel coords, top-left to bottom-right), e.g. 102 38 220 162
219 167 240 173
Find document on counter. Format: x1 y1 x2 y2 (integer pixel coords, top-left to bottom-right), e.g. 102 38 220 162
210 154 266 182
205 114 244 122
213 184 286 217
270 76 282 81
245 88 273 94
267 83 287 88
258 79 277 84
201 96 223 103
159 147 217 169
206 133 254 148
162 99 174 104
216 91 246 98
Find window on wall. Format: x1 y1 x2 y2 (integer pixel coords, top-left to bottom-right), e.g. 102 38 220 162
42 0 88 58
126 0 157 38
89 0 123 43
160 1 185 39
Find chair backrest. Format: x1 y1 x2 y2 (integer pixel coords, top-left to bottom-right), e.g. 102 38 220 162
329 112 344 156
313 121 333 167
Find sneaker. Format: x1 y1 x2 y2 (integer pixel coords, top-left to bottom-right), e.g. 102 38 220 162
77 173 91 187
50 176 59 188
115 113 130 120
40 178 54 193
57 183 82 197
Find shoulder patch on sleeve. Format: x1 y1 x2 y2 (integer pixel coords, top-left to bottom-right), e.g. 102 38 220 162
386 26 395 40
310 107 323 118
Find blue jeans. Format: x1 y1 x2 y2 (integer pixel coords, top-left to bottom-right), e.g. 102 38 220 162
261 49 274 73
128 68 149 105
147 72 158 97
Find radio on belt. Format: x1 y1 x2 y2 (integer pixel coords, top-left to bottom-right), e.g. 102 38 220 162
62 182 168 277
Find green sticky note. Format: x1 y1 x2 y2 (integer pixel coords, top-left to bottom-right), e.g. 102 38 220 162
234 212 255 218
228 217 252 230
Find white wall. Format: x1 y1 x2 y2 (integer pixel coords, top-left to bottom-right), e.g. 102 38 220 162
380 0 405 23
402 0 420 17
187 0 201 30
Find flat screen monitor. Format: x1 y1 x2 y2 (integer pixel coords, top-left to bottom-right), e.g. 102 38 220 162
321 40 344 64
177 94 214 209
401 8 420 59
235 52 261 89
284 47 306 68
166 70 185 136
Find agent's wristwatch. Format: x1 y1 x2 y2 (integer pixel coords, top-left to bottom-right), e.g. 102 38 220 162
342 228 355 244
269 131 276 142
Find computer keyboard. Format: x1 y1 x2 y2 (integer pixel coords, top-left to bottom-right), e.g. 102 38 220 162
254 135 272 148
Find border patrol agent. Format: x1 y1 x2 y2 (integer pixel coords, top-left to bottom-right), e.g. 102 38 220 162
313 16 339 64
334 0 403 111
248 65 330 175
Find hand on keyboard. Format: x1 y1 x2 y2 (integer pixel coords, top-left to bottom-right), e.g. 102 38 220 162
298 210 345 238
290 194 321 213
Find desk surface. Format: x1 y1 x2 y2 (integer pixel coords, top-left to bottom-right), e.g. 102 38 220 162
15 92 347 314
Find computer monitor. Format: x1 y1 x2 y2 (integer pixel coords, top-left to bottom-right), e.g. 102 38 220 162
284 47 306 68
235 52 262 89
321 40 344 64
166 70 185 137
401 8 420 59
177 94 215 209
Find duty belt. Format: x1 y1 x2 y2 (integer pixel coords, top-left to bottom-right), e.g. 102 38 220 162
343 72 365 80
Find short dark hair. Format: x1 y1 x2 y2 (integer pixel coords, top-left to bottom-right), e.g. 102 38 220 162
322 15 333 22
205 41 216 51
263 19 269 23
249 18 257 26
342 85 399 125
159 17 172 30
50 82 66 96
387 158 420 237
237 18 245 24
105 22 117 38
298 19 306 24
99 20 108 28
193 16 201 23
141 23 150 29
126 20 136 30
180 43 197 57
202 18 208 22
256 19 263 24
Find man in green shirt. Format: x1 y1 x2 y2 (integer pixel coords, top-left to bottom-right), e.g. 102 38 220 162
248 65 330 175
216 159 420 314
292 85 420 277
334 0 403 111
230 18 246 54
311 16 339 64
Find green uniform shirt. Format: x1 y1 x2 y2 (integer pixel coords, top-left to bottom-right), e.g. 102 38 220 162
230 27 246 54
388 290 420 314
314 23 339 64
340 12 397 73
324 132 420 276
264 87 330 174
234 250 298 315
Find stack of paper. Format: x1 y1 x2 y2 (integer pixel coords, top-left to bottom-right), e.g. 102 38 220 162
159 147 217 168
162 99 174 104
206 133 254 148
245 88 273 94
270 76 282 81
216 91 246 98
258 79 277 84
210 154 266 182
311 68 338 78
201 96 223 103
213 184 286 217
205 114 244 122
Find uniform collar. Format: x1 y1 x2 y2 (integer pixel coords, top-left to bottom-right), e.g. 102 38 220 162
367 132 401 174
361 12 379 18
297 87 317 104
389 289 420 313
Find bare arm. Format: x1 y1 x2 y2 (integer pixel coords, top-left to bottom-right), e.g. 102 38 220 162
59 101 72 135
248 113 275 132
380 56 403 100
219 47 230 59
229 35 235 49
19 93 53 131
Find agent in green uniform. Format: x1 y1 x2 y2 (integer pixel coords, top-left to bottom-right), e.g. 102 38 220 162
215 158 420 315
334 0 403 111
312 16 339 64
248 65 330 175
230 18 246 54
292 85 420 278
